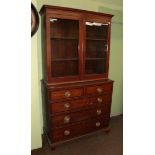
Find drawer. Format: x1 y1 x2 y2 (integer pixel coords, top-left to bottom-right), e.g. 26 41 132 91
50 98 86 114
50 116 109 143
49 88 83 101
88 94 112 105
50 94 112 114
86 83 113 95
50 107 110 127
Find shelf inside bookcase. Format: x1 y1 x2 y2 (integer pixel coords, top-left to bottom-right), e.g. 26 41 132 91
51 37 78 40
51 58 78 61
86 58 105 60
86 38 107 41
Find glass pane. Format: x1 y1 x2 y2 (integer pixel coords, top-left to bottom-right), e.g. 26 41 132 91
86 22 109 40
52 60 78 77
50 18 79 77
85 22 108 74
85 59 106 74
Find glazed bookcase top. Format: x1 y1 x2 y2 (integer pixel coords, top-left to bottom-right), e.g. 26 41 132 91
40 5 113 84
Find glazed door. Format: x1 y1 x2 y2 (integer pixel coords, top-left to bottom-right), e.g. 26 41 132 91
84 20 110 79
49 17 80 82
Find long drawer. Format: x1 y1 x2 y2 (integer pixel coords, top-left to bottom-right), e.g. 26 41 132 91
50 94 112 114
50 106 111 127
49 116 109 143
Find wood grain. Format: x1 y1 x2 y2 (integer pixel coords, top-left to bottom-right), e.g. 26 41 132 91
40 5 114 146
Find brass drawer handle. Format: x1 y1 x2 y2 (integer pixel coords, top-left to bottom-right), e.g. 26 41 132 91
64 130 70 136
64 91 71 98
96 122 101 127
96 109 102 115
97 87 103 93
64 103 70 109
97 97 103 103
64 116 70 123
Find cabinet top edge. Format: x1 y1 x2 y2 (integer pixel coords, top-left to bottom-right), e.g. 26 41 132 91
39 5 114 18
41 79 114 88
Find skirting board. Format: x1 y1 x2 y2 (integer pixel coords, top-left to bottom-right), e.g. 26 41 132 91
110 113 123 117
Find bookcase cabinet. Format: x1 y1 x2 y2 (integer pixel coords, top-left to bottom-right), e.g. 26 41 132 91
40 5 114 147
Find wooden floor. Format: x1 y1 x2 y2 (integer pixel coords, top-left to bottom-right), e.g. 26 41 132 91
31 115 123 155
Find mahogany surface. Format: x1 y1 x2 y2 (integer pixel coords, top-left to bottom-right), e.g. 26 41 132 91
50 116 110 143
40 5 114 146
49 94 112 114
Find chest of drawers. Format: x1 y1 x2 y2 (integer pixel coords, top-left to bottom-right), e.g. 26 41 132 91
42 80 113 145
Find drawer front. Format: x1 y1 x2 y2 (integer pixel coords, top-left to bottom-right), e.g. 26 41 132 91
50 107 110 127
86 83 113 95
49 88 83 101
50 116 109 143
50 94 112 114
50 98 86 114
88 94 112 105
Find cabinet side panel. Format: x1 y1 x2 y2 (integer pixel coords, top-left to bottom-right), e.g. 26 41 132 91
41 13 47 81
106 20 112 76
41 82 49 133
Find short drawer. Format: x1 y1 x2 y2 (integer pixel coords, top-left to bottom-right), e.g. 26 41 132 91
88 94 112 105
49 88 83 101
86 83 113 95
50 116 109 143
50 107 110 127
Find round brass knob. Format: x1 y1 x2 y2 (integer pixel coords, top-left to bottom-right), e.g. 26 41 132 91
96 122 101 127
64 103 70 109
64 130 70 136
97 97 102 103
96 109 102 115
64 116 70 123
97 87 103 93
64 91 71 98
